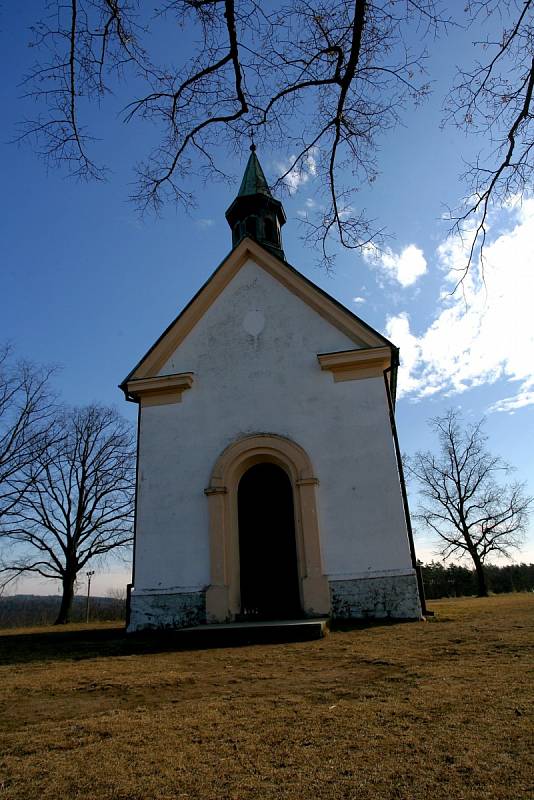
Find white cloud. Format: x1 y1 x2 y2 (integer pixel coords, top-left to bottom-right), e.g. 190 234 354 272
353 296 366 305
487 389 534 414
385 312 426 395
362 243 427 287
277 151 317 194
387 199 534 411
297 196 321 219
196 218 214 228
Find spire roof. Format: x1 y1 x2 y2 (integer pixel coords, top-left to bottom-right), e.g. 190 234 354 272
237 144 273 198
226 145 286 259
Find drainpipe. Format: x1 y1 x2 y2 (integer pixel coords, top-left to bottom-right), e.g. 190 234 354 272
117 388 141 631
383 355 430 617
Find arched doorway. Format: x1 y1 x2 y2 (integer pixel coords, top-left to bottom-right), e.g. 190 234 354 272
205 433 331 622
237 463 301 619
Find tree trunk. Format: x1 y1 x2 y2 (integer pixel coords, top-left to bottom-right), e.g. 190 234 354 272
460 518 488 598
471 552 488 597
55 571 76 624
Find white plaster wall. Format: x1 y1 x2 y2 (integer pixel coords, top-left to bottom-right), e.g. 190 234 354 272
134 257 413 595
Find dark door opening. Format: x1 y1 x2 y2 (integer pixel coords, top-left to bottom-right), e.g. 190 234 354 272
238 462 301 619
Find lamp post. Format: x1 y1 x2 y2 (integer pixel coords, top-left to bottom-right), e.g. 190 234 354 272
85 570 95 623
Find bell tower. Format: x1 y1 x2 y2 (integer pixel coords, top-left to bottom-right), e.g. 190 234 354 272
225 145 287 260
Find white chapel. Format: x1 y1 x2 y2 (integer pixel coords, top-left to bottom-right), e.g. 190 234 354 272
120 147 423 631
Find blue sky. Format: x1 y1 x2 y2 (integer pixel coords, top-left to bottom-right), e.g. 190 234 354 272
1 4 533 594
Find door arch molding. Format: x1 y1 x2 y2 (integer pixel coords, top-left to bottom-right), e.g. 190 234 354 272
204 433 330 622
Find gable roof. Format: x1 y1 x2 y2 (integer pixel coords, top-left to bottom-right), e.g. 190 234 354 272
119 237 397 394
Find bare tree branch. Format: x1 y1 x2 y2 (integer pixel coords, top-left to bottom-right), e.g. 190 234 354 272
21 1 529 276
16 0 152 181
0 344 58 522
16 0 447 266
445 0 534 279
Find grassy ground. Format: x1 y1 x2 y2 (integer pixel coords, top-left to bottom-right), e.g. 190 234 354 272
0 594 532 800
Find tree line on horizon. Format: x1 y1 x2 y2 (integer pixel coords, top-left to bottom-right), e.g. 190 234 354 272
420 561 534 601
0 561 533 628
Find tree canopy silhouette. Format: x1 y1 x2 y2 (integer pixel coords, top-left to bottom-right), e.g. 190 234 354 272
16 1 533 269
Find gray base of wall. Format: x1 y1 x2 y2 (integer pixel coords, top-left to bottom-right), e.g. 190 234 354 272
329 573 422 620
127 590 206 632
127 574 421 631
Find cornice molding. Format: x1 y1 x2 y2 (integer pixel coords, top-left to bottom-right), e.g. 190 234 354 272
126 372 194 406
317 346 391 382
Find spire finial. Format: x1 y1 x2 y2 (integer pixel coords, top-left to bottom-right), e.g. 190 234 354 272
250 131 256 152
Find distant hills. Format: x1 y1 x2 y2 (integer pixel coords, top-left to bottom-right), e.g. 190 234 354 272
0 594 126 628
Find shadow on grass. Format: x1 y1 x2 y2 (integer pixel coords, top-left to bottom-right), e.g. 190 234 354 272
328 617 421 632
0 616 420 666
0 623 316 665
1 626 132 666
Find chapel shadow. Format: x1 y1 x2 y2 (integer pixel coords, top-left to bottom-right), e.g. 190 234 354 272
0 619 351 666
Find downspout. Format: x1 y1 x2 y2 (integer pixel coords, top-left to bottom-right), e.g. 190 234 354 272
119 384 141 630
383 354 429 617
131 403 141 588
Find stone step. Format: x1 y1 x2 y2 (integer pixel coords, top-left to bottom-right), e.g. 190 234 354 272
176 617 329 647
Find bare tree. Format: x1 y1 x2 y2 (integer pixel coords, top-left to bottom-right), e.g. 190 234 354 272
445 0 534 277
0 344 57 523
0 405 135 624
405 409 533 597
16 0 448 267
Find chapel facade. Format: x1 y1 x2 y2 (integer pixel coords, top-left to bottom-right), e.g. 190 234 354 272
121 147 423 631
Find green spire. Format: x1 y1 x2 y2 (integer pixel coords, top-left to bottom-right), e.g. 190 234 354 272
237 145 272 198
226 144 287 259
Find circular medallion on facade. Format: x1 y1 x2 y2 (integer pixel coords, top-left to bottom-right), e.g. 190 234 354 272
243 309 265 336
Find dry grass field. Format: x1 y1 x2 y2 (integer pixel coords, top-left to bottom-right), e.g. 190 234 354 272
0 594 533 800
